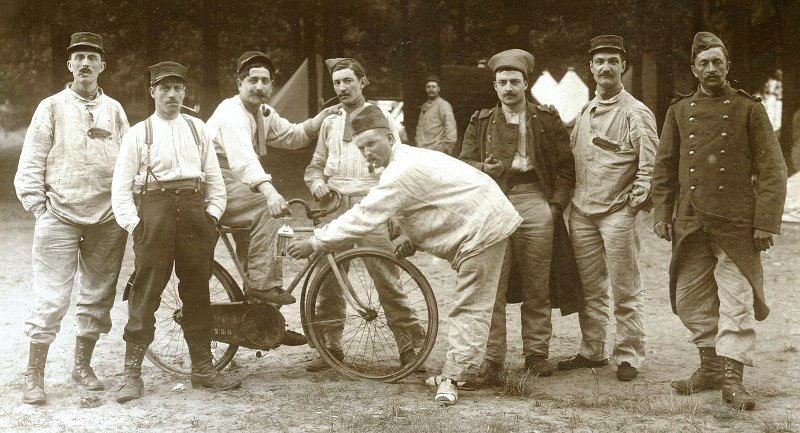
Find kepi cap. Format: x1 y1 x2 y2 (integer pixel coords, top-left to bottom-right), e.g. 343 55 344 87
589 35 625 55
423 74 440 85
148 61 187 85
351 105 390 135
67 32 104 54
488 49 535 79
237 51 274 76
692 31 727 60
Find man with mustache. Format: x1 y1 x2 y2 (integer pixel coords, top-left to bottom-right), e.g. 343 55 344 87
205 51 338 308
459 49 575 382
15 32 129 404
652 32 787 410
303 58 427 372
112 61 240 403
415 75 457 154
288 105 522 405
557 35 657 382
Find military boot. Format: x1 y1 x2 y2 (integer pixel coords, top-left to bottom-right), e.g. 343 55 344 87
22 343 49 405
721 357 755 410
116 343 147 404
186 338 242 390
71 337 103 390
671 347 723 395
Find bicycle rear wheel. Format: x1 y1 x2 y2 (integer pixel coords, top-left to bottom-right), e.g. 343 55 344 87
303 248 438 382
145 261 244 375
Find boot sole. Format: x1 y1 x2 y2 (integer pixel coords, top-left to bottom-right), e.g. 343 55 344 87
190 380 242 391
723 396 755 411
22 396 46 405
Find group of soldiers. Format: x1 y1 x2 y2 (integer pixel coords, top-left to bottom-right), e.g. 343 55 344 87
15 29 787 410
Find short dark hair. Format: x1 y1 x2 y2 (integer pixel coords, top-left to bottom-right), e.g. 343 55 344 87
331 59 365 79
238 62 274 81
494 67 527 81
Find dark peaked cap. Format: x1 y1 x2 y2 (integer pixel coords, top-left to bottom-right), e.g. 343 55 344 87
351 105 390 135
692 31 727 60
324 58 366 76
237 51 275 76
68 32 104 54
488 49 535 78
589 35 625 55
148 61 187 85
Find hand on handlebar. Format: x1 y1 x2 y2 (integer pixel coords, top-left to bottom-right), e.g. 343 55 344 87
265 190 289 218
311 181 332 201
287 239 315 259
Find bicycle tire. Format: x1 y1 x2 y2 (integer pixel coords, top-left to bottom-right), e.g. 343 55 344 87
145 261 244 375
304 248 438 382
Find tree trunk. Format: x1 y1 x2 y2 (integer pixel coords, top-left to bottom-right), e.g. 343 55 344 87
50 22 70 92
779 0 799 174
302 1 318 115
199 0 220 120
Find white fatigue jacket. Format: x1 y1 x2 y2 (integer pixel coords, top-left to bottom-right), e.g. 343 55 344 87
570 88 658 215
304 102 400 197
205 97 312 191
112 114 226 234
311 144 522 270
15 86 129 225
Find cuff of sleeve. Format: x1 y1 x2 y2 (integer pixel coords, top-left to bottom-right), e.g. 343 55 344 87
125 218 140 235
249 177 272 193
310 178 326 192
310 236 322 252
206 205 224 221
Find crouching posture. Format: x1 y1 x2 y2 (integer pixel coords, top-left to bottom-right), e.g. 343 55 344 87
288 105 521 405
111 62 240 403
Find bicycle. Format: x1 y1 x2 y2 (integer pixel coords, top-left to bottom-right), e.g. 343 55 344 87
142 192 439 383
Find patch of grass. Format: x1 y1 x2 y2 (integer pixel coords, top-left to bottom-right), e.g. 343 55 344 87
761 412 797 433
500 370 547 399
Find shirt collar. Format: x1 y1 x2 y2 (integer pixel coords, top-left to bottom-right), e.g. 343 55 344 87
696 81 732 98
66 83 104 102
594 86 625 105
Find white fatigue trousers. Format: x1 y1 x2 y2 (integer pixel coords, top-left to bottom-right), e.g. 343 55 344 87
674 230 756 366
219 165 283 291
440 239 508 382
25 210 127 344
569 206 646 368
314 194 427 354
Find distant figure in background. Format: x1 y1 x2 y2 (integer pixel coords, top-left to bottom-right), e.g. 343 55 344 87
0 99 12 137
14 32 129 405
415 75 457 154
652 31 787 410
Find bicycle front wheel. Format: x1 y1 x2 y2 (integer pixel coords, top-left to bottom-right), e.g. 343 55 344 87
146 261 244 375
304 248 438 382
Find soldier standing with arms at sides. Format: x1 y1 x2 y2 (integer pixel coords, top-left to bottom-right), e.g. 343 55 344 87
112 61 240 403
651 32 787 410
15 32 129 405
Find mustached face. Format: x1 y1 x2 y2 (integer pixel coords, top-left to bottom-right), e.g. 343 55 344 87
67 50 105 85
332 68 365 107
238 66 273 109
354 128 394 171
150 78 186 119
493 69 527 107
425 81 440 99
692 46 729 93
590 51 625 89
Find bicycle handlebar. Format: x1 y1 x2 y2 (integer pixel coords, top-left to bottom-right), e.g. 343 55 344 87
286 190 342 223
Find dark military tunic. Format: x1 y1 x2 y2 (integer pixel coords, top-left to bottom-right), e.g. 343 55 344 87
652 82 787 321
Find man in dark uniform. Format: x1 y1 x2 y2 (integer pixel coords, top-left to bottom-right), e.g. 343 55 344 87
459 49 575 381
652 31 787 410
112 62 241 403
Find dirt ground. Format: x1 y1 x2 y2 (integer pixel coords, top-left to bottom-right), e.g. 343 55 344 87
0 132 798 433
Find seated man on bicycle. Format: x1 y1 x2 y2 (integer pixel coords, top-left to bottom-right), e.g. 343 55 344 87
302 57 428 372
288 105 522 405
205 51 338 307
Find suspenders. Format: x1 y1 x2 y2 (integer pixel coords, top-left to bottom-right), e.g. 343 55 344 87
142 114 202 193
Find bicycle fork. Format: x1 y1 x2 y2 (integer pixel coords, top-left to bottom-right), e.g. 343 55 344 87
325 254 378 322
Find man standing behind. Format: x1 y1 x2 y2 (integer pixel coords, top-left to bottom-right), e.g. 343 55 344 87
288 105 522 405
112 62 240 403
415 75 457 154
652 32 787 410
460 49 575 380
15 32 129 405
205 51 337 306
303 58 426 372
557 35 657 382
